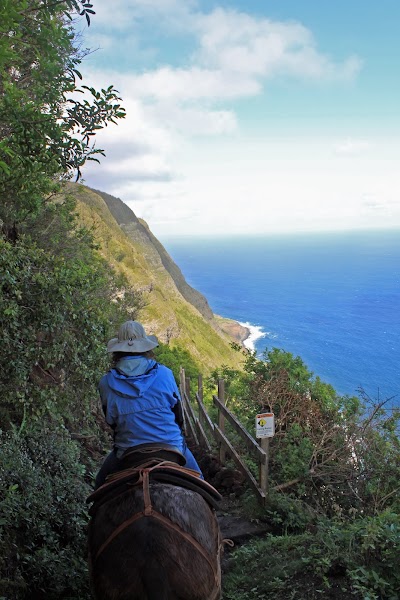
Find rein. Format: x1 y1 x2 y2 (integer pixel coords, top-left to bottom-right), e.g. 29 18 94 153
93 464 221 586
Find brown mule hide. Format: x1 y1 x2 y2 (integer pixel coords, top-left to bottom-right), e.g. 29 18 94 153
88 481 222 600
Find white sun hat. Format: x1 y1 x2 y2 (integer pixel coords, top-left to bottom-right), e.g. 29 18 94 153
106 321 158 353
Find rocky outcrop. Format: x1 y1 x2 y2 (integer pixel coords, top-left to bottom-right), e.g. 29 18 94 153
216 317 250 345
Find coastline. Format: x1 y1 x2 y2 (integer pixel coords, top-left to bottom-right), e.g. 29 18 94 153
238 321 266 352
215 315 266 352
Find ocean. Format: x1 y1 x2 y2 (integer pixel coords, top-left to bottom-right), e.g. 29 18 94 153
160 230 400 405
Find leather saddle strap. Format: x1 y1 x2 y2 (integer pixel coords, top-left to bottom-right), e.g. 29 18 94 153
94 510 144 563
143 468 152 516
149 510 220 587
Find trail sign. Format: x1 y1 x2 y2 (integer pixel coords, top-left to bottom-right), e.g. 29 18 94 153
256 413 275 438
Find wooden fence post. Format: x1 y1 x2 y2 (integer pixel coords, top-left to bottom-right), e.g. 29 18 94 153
218 379 226 464
179 367 187 433
195 376 213 452
182 369 270 503
198 374 203 402
259 437 270 497
198 374 203 430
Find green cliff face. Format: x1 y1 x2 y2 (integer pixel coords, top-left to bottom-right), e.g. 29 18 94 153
68 183 243 372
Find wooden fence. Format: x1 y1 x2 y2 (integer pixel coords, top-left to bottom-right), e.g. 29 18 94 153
179 368 269 504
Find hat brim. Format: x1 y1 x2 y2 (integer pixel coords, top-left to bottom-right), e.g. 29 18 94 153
107 334 158 353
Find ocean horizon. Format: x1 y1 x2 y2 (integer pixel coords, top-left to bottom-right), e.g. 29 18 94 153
160 229 400 406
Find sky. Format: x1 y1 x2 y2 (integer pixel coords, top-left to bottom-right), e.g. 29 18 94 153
78 0 400 237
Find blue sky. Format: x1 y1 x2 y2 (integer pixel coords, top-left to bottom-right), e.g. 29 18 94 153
80 0 400 236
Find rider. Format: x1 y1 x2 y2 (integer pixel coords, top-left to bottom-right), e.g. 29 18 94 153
94 320 203 488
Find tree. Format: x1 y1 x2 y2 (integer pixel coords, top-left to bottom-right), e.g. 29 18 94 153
0 233 144 430
0 0 125 240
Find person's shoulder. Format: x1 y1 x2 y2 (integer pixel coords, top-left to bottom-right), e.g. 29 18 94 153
156 362 172 374
98 370 113 389
155 363 177 380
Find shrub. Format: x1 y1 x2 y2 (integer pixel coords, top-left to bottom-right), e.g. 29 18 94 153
0 236 142 431
0 426 92 599
155 343 200 387
223 512 400 600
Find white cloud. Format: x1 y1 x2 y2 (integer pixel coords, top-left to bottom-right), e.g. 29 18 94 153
334 138 373 155
194 8 362 81
128 67 260 101
146 102 237 135
79 2 378 235
105 7 362 105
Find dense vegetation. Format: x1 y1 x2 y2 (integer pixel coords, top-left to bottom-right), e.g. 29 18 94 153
1 2 399 600
207 347 400 599
0 2 137 597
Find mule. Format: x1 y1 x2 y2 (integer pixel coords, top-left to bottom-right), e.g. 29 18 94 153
87 446 223 600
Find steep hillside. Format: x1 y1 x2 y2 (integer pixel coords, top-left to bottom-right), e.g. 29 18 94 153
66 183 244 371
89 187 214 322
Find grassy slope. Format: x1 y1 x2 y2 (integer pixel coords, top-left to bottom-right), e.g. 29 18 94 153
67 183 242 372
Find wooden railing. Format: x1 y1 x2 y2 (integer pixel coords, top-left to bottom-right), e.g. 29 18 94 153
179 368 269 504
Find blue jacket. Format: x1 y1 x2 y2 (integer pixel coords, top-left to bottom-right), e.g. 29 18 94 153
98 356 184 457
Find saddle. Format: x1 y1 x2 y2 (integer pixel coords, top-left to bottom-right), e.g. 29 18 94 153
87 444 222 514
115 442 187 470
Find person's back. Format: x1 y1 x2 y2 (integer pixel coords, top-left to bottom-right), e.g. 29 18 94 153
94 321 203 488
99 357 183 453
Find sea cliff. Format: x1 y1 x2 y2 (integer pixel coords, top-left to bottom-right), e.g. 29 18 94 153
67 183 246 371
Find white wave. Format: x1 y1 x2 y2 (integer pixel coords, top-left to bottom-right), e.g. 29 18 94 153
239 321 267 351
265 331 278 340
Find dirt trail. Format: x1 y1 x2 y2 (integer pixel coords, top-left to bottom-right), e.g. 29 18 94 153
196 450 272 568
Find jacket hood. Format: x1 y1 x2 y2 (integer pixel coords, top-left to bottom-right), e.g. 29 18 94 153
106 357 158 398
116 356 156 377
